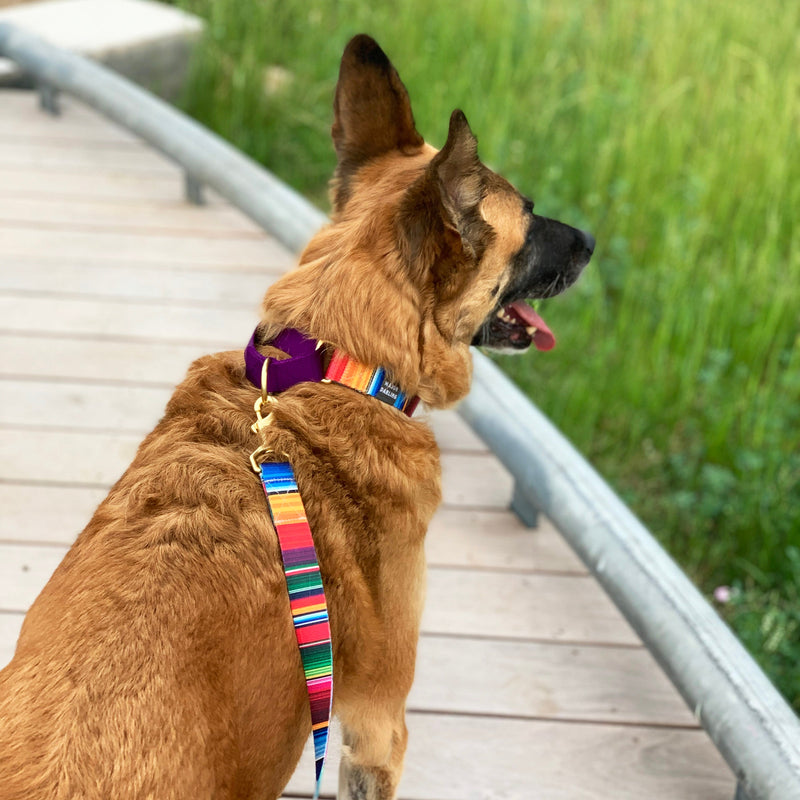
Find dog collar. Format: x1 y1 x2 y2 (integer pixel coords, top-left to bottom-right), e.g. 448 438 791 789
244 327 419 416
244 328 325 391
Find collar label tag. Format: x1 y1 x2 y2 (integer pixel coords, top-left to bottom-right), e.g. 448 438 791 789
376 379 401 405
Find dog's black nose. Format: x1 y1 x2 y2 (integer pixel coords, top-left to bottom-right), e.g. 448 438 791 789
580 229 596 256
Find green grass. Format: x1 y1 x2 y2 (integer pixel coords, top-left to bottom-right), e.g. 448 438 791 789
171 0 800 711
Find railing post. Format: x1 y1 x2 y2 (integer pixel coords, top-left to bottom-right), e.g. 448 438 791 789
38 83 60 115
734 782 752 800
184 173 204 205
511 481 539 528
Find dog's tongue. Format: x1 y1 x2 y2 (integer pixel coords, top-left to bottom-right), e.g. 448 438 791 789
509 300 556 351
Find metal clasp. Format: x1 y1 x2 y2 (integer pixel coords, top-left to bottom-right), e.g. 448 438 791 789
250 356 278 472
251 395 275 435
250 443 272 474
259 355 272 406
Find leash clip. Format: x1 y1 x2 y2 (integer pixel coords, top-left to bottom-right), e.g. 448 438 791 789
250 356 278 472
250 444 273 474
251 357 277 435
251 395 276 434
259 355 274 406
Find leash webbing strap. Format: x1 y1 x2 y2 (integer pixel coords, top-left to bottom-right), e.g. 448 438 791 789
325 349 420 417
259 461 332 799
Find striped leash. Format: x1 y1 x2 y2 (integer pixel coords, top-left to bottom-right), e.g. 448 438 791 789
250 363 332 799
259 462 332 798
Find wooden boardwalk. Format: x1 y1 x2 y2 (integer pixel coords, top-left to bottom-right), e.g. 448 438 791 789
0 90 735 799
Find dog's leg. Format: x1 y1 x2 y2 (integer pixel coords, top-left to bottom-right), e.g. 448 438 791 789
337 705 408 800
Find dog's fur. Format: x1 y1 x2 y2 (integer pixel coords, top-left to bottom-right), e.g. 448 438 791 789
0 35 592 800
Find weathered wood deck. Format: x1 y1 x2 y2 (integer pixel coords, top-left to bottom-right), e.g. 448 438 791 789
0 90 735 799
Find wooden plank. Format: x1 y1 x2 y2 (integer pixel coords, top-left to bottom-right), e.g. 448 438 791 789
0 295 256 347
0 543 67 612
0 382 482 448
2 219 264 241
0 547 701 731
0 379 171 433
423 567 638 645
0 461 577 575
426 409 488 453
0 613 24 670
0 621 730 797
0 197 266 237
426 508 586 574
0 140 178 174
0 429 141 486
285 714 734 799
0 484 576 577
0 260 285 304
0 93 140 143
0 544 629 643
0 249 292 275
440 452 512 508
410 635 695 726
1 378 511 513
0 131 151 149
0 605 693 728
0 167 227 204
0 383 483 445
0 485 105 545
0 226 293 268
0 386 509 514
0 333 212 385
0 130 150 148
0 430 511 509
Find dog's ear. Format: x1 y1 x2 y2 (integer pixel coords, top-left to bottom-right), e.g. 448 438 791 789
399 110 491 271
430 110 488 254
332 35 423 207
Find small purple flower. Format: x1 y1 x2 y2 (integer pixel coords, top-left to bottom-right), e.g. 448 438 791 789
714 585 731 604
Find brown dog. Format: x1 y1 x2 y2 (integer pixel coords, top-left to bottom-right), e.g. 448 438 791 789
0 35 593 800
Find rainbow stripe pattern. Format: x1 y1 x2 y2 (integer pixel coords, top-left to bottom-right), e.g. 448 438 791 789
325 349 419 417
259 461 332 799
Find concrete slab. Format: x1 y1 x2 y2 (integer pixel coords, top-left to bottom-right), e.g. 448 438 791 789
0 0 203 97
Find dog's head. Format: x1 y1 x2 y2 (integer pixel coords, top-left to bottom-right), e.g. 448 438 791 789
261 35 593 407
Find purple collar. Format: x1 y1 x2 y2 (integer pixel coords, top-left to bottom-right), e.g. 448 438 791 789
244 327 420 417
244 328 324 393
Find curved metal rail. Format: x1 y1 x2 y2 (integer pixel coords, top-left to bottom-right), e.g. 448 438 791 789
2 21 799 800
0 22 326 253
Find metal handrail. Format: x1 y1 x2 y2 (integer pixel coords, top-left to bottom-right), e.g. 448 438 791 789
2 22 799 800
0 22 326 253
461 356 800 800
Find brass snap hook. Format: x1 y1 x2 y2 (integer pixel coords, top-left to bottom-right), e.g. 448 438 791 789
252 356 278 431
260 355 274 406
250 444 273 474
250 355 279 471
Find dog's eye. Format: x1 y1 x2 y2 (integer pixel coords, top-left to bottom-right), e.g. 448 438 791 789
523 197 535 214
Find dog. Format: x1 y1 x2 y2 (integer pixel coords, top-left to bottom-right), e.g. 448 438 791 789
0 34 593 800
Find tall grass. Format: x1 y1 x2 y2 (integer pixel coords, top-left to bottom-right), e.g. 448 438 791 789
173 0 800 709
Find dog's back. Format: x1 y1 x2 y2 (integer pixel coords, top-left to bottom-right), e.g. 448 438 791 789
0 353 306 798
0 349 440 799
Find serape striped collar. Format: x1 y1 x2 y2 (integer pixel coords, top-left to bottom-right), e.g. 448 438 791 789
244 327 419 417
324 349 420 417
